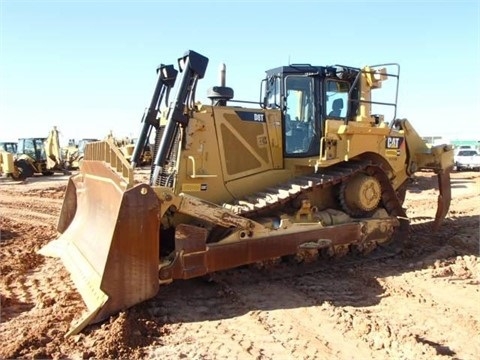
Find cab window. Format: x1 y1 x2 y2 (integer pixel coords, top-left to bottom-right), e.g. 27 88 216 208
326 80 349 118
284 75 315 155
35 139 46 160
265 76 281 109
22 139 37 158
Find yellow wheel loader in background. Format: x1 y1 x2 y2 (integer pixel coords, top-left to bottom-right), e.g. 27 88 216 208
40 50 454 335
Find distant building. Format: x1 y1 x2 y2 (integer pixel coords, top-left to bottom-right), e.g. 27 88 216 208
450 139 480 150
422 136 448 147
422 136 480 150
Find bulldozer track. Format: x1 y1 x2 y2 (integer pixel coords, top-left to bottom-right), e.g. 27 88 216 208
210 239 403 291
211 212 456 290
212 216 453 287
224 160 406 223
220 160 407 262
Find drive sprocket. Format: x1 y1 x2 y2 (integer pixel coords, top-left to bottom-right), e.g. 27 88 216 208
339 172 382 217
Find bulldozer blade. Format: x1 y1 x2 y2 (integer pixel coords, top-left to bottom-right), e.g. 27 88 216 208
39 161 160 335
432 168 452 231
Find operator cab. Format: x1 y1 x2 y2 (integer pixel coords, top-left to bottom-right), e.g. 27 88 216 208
17 138 47 161
0 142 17 154
261 65 360 158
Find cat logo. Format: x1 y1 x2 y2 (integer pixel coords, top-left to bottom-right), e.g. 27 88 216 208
386 136 403 149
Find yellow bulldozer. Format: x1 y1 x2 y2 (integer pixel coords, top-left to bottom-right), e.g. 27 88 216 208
40 50 454 335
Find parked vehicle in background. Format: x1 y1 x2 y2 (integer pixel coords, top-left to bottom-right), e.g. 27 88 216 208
0 142 18 154
63 138 99 169
454 149 480 171
104 133 152 166
455 145 476 154
13 127 71 180
0 142 17 177
131 138 153 166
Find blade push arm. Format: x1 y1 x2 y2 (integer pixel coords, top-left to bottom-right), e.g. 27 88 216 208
150 50 209 186
131 64 178 168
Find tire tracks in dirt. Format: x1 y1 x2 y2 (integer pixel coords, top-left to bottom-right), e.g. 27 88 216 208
0 194 62 226
143 277 298 359
0 213 85 359
146 263 387 359
378 265 480 355
220 279 370 359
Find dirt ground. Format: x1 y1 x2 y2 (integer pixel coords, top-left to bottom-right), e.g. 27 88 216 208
0 170 479 359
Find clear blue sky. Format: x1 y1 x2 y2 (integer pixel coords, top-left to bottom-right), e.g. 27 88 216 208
1 0 479 144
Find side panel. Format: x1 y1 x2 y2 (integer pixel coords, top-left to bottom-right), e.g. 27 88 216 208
176 106 287 205
176 107 232 205
320 120 409 190
265 110 283 169
214 108 275 182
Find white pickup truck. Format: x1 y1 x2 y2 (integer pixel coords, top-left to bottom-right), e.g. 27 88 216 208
454 149 480 171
